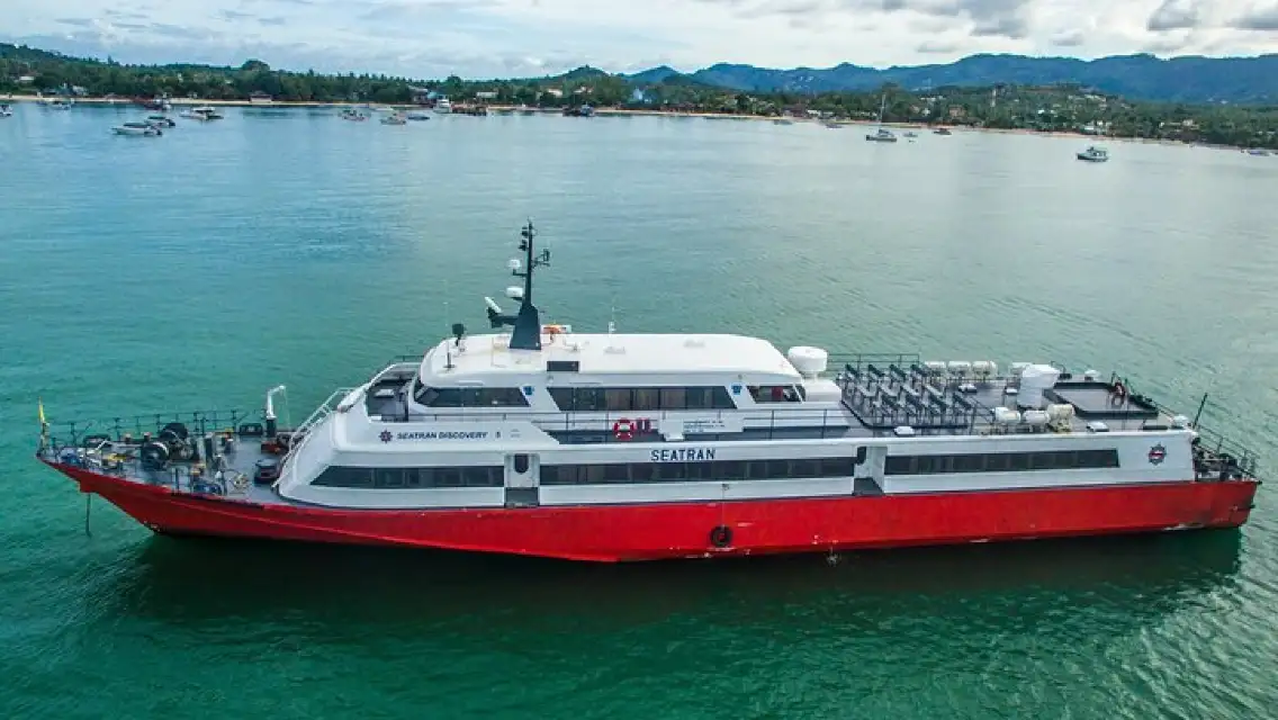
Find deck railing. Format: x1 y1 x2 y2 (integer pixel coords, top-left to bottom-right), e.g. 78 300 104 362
40 408 266 455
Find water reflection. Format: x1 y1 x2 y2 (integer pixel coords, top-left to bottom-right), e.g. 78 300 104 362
98 531 1242 632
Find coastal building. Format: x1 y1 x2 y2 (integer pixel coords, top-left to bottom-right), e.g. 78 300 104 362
249 91 273 104
475 91 498 101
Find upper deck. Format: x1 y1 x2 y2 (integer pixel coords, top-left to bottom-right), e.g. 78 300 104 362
420 332 802 385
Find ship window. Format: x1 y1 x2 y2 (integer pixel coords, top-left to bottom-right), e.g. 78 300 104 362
883 449 1121 475
605 388 631 411
547 360 580 372
633 388 660 411
513 454 530 474
415 385 528 407
791 458 821 478
463 467 494 486
822 457 856 477
749 386 803 403
537 455 861 485
659 387 686 409
312 466 502 488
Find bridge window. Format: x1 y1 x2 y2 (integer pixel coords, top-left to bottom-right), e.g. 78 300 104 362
749 385 804 403
884 449 1120 476
414 382 530 408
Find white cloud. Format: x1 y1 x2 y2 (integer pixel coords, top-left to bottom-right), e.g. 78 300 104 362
3 0 1277 77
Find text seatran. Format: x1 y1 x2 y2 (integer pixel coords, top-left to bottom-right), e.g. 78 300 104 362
651 447 717 462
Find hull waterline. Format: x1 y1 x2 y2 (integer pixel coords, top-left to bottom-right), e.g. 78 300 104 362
49 461 1259 563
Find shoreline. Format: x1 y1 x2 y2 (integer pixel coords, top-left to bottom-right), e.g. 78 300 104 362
1 94 1252 151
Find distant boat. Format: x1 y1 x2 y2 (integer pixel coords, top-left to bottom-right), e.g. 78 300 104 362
824 121 842 129
933 127 953 135
405 111 431 121
146 115 176 128
112 121 162 137
380 112 407 125
434 98 452 114
0 104 11 118
182 106 223 121
865 95 896 142
563 104 594 117
1076 146 1109 162
773 118 794 126
339 108 367 122
903 130 918 138
1244 148 1270 156
43 98 73 110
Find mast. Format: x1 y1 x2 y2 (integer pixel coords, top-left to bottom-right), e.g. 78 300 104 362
486 221 551 351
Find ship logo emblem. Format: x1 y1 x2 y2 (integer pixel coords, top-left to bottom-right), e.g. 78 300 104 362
1148 444 1166 465
379 430 393 443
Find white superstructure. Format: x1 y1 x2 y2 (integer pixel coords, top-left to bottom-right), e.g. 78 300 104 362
269 222 1241 513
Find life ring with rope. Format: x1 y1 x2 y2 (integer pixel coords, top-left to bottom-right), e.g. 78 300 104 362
612 418 634 441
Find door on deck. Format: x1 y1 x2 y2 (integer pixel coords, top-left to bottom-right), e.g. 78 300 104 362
853 445 887 496
504 453 540 507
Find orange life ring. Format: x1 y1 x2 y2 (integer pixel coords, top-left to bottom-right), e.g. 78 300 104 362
613 418 634 441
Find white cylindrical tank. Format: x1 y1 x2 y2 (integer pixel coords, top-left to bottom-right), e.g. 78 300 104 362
1018 364 1061 409
993 407 1021 426
947 361 972 376
924 360 947 374
787 346 829 378
1023 410 1050 427
971 360 997 378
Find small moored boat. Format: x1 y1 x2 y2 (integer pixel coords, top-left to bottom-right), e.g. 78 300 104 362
112 121 163 137
1077 146 1109 162
381 112 408 125
147 115 176 128
0 103 12 118
182 106 224 121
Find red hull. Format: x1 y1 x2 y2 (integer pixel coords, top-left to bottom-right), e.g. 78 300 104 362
49 462 1259 562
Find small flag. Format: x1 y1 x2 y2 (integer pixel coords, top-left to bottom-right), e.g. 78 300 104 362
38 398 46 426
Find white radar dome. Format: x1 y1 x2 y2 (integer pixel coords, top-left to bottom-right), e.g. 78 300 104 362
787 346 829 377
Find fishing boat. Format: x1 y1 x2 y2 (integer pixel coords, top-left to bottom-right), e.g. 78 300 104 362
37 222 1261 562
111 121 163 137
866 95 896 142
1077 146 1109 162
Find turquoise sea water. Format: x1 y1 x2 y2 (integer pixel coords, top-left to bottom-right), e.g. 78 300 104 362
2 103 1277 719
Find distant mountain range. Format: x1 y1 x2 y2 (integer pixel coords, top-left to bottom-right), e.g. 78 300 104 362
618 53 1278 105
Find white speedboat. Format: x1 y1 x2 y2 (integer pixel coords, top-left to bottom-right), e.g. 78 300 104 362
146 115 176 128
112 121 163 137
182 106 224 121
434 98 452 114
340 108 368 122
1077 146 1108 162
44 98 73 110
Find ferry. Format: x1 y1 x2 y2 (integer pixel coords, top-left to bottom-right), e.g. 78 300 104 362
37 223 1261 562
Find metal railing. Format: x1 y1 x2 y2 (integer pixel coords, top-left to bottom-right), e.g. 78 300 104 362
41 408 266 455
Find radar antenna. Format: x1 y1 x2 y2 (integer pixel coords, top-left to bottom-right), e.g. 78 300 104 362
485 220 550 351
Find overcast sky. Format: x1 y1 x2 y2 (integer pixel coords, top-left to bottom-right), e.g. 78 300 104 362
3 0 1277 78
